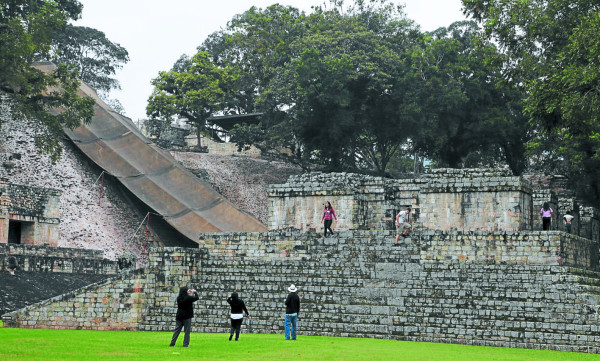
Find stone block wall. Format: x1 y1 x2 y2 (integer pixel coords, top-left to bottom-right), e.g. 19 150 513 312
418 184 532 231
0 243 118 274
558 194 579 235
196 230 598 269
0 181 61 246
185 135 261 157
580 206 600 243
140 232 600 354
269 169 533 233
268 173 391 232
417 231 598 268
2 269 149 330
4 230 600 353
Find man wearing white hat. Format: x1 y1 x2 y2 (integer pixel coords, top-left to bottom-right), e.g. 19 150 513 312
284 284 300 340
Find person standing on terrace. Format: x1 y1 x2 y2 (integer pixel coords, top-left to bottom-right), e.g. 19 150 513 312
321 201 338 237
541 202 554 231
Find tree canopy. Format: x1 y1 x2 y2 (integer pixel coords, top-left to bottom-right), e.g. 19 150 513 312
1 0 128 160
49 23 129 103
411 21 529 174
146 51 236 144
147 0 538 177
0 0 94 160
462 0 600 203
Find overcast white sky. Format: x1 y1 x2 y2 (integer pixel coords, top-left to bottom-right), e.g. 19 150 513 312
74 1 467 122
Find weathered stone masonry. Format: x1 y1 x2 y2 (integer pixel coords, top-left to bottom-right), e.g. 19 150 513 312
1 243 118 275
4 169 600 354
268 170 600 242
4 230 600 353
0 180 61 246
268 169 533 233
0 243 119 316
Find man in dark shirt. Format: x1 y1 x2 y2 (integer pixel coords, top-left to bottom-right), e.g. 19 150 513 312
169 286 199 347
284 284 300 340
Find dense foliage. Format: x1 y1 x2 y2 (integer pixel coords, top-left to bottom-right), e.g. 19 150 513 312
410 20 530 174
146 51 236 144
462 0 600 203
148 0 527 175
0 0 127 160
49 23 129 112
148 0 600 202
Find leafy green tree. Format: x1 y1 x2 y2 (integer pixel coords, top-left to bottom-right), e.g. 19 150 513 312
257 1 422 173
200 4 308 115
157 0 532 176
49 24 128 95
411 21 529 174
462 0 600 201
527 11 600 201
48 24 129 114
0 0 94 161
202 4 314 167
290 50 359 170
146 51 236 145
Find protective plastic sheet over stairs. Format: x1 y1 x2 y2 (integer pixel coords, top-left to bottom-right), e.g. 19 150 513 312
34 63 266 243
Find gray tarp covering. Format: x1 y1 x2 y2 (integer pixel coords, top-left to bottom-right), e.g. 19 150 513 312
35 63 266 242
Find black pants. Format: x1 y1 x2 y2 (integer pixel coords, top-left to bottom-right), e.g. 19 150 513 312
170 317 192 347
542 217 551 230
323 219 334 236
230 317 243 340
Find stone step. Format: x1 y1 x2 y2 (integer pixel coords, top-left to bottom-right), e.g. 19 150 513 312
149 305 595 327
205 251 421 261
199 256 417 268
570 274 600 287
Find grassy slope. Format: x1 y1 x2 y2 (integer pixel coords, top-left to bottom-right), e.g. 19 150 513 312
1 328 600 361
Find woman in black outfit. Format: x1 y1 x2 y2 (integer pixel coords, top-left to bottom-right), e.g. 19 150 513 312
227 292 250 341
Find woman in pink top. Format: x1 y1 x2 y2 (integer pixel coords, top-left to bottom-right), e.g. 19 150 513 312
321 201 337 237
540 202 554 230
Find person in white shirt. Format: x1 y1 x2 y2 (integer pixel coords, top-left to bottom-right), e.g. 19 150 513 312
563 211 574 234
394 206 412 245
227 292 250 341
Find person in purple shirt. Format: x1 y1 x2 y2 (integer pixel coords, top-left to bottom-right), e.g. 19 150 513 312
540 202 554 230
320 201 337 237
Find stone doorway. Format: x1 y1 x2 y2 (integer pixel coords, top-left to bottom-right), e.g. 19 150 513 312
7 220 34 244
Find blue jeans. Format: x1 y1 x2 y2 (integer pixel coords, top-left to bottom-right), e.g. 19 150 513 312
285 313 297 340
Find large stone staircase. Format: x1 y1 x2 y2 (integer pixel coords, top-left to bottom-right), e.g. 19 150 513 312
138 231 600 352
5 230 600 353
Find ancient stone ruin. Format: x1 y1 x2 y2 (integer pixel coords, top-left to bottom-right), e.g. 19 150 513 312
268 169 598 239
3 170 600 354
0 180 61 246
2 68 600 352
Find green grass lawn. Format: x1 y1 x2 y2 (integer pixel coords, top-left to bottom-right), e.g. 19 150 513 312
1 326 600 361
